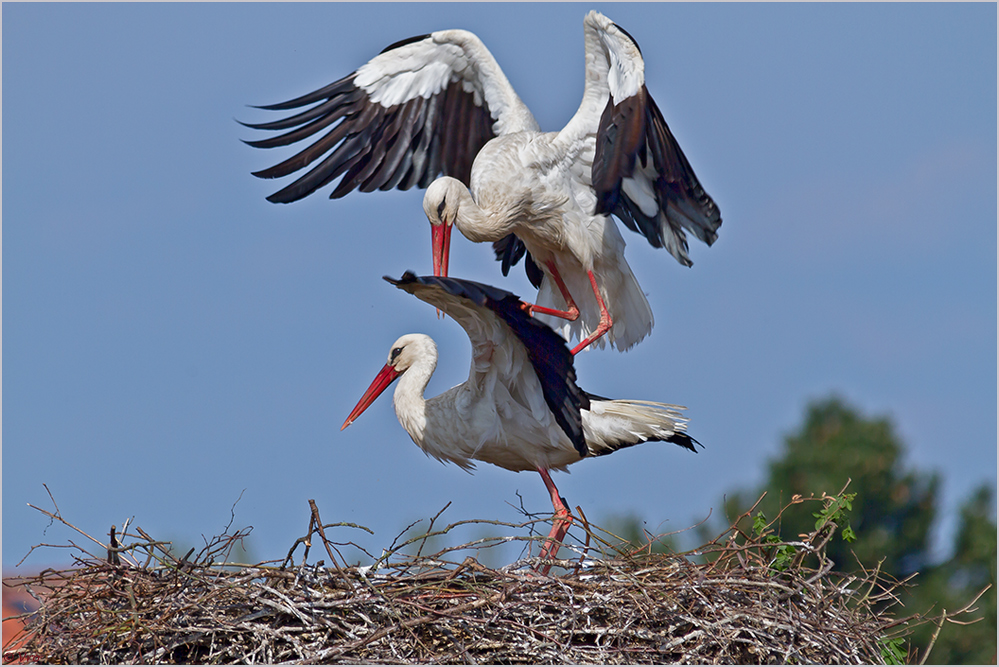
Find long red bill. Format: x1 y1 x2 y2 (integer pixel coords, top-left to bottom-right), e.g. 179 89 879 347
431 222 452 278
340 363 401 430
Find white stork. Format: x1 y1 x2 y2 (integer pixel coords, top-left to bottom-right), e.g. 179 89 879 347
340 272 700 572
243 11 721 355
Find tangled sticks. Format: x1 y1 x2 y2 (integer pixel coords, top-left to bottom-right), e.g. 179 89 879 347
4 493 981 664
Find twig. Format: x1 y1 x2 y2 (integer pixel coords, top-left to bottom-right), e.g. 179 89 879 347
307 499 345 576
919 608 947 665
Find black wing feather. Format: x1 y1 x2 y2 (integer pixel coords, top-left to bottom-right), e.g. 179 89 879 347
491 234 526 277
250 76 358 112
591 85 722 267
491 235 544 289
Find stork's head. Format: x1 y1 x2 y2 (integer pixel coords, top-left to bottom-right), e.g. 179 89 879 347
424 179 461 278
341 334 437 430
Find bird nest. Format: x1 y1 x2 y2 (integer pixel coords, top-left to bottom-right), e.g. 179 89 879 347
4 492 933 664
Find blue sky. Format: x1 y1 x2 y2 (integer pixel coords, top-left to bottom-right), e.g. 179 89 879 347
4 3 995 570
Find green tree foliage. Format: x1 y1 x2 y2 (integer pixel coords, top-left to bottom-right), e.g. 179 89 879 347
708 395 995 664
718 396 940 578
903 484 996 665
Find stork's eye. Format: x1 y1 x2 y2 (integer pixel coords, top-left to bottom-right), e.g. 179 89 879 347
390 346 404 361
436 199 446 219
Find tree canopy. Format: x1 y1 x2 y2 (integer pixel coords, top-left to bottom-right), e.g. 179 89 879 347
644 394 997 664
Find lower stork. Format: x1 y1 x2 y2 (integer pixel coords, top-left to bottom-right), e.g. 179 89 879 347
341 272 701 572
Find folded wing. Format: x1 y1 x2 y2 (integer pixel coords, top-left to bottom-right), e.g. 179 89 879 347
385 272 588 457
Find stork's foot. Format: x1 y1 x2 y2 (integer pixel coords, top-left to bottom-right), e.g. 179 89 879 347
569 312 612 355
519 258 582 324
569 269 613 355
537 503 573 575
520 300 579 322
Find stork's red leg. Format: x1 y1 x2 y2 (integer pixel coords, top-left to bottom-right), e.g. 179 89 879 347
520 260 580 321
536 467 573 575
569 270 612 355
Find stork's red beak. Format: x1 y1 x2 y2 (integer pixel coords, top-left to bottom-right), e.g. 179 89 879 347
341 363 401 430
431 222 452 278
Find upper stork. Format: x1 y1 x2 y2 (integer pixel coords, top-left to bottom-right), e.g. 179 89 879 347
341 272 701 572
243 11 721 353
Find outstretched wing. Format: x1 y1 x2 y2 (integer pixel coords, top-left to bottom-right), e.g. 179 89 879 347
561 11 722 267
242 30 538 204
385 272 588 458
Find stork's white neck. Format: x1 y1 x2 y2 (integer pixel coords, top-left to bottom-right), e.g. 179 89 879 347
391 335 438 446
